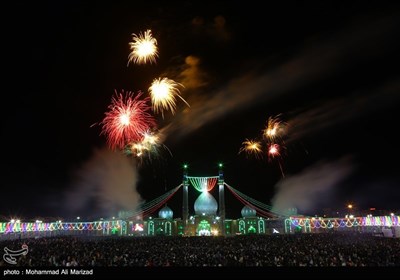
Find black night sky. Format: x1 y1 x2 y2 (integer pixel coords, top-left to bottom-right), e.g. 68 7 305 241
2 1 400 221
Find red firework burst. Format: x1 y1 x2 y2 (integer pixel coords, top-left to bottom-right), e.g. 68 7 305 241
101 90 156 150
268 143 281 159
267 143 285 177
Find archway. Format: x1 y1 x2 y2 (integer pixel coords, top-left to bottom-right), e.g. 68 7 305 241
197 220 211 236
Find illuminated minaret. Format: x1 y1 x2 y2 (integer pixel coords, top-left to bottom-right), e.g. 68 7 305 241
218 163 225 234
182 164 189 226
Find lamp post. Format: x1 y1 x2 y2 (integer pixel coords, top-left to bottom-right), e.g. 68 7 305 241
218 163 225 236
182 164 189 233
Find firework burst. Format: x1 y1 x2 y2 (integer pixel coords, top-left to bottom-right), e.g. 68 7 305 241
267 143 285 177
239 139 263 159
149 77 190 117
101 90 156 150
267 143 281 160
263 116 285 141
124 130 171 164
239 114 288 178
128 30 159 65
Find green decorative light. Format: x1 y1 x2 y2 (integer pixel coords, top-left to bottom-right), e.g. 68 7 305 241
218 163 223 168
183 164 188 169
248 225 256 233
188 176 218 192
197 220 211 235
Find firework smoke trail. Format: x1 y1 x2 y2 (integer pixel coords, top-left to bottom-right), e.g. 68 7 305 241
268 143 285 177
101 90 156 150
128 30 158 65
238 139 263 159
162 15 397 142
149 77 190 117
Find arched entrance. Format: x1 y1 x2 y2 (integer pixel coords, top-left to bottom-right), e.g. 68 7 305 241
197 220 211 236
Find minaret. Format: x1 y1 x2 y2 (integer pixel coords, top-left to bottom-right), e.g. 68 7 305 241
218 163 225 235
182 164 189 228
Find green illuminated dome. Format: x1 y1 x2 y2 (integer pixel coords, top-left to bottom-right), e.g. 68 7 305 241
241 205 256 218
158 205 173 219
194 192 218 216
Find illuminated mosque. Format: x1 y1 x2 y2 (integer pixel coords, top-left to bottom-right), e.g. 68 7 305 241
116 164 285 237
1 164 399 238
117 164 398 238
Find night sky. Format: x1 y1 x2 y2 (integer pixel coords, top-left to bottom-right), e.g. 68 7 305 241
2 1 400 221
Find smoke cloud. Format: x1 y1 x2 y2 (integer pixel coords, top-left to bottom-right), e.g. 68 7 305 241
190 15 231 42
271 156 354 214
178 55 209 90
163 14 398 142
65 148 142 219
286 81 400 143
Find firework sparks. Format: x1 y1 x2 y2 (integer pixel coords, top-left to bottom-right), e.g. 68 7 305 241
142 131 159 146
138 131 161 157
124 130 171 163
127 142 147 157
101 90 156 150
239 139 263 158
128 30 159 65
268 143 281 159
263 116 284 141
240 114 288 178
268 143 285 177
149 77 190 117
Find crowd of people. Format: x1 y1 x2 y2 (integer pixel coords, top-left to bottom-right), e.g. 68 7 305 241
1 232 399 267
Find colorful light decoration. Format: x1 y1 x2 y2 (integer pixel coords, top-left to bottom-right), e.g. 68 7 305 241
284 215 400 233
133 223 144 232
1 215 398 234
0 220 127 234
188 176 218 192
1 175 398 235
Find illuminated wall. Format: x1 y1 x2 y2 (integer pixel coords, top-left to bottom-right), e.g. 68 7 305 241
2 215 398 238
236 218 266 235
284 215 400 233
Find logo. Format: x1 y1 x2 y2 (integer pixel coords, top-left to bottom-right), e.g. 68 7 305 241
3 245 29 265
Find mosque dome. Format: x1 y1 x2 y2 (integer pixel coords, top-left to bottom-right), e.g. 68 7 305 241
241 205 257 218
194 192 218 216
158 205 173 219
